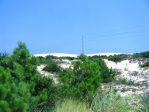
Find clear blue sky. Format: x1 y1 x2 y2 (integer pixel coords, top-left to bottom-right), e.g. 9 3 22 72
0 0 149 54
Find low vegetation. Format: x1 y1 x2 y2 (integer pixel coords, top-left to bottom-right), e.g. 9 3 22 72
43 60 61 73
58 54 101 100
90 54 130 63
91 90 132 112
141 61 149 68
107 54 130 62
54 99 92 112
132 51 149 59
90 51 149 63
140 92 149 111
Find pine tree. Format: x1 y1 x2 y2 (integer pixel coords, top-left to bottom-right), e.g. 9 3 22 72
0 42 56 111
59 54 101 99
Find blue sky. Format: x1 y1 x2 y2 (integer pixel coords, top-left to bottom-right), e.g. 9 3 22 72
0 0 149 54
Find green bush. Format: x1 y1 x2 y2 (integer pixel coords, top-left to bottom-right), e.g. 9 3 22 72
107 54 130 62
95 59 117 82
0 66 30 112
141 62 149 68
0 42 56 111
36 56 47 65
58 54 101 100
59 56 76 61
89 54 130 63
43 60 61 73
133 51 149 58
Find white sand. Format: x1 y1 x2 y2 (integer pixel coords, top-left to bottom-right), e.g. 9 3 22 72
59 59 72 69
34 53 78 58
37 65 59 84
104 59 149 96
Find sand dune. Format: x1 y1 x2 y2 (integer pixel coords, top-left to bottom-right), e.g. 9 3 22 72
34 52 128 57
34 53 78 58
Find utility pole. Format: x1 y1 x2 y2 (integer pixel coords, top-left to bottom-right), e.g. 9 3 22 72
82 35 84 54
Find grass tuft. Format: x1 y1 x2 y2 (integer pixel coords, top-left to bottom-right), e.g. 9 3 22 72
54 99 92 112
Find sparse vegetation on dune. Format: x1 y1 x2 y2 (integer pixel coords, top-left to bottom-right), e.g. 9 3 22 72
141 61 149 68
132 51 149 59
0 42 149 112
90 51 149 63
89 54 131 63
43 60 61 73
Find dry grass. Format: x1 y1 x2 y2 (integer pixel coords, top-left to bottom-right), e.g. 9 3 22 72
54 99 92 112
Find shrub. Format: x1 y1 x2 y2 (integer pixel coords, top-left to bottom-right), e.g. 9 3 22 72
90 57 117 82
96 59 117 82
107 54 130 62
46 55 59 60
116 78 129 85
0 66 30 112
90 54 130 62
141 62 149 68
0 42 56 111
59 54 101 100
43 60 61 73
133 51 149 58
36 56 47 65
59 56 76 61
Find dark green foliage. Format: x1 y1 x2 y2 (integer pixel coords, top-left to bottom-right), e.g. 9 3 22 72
46 55 59 60
36 55 76 66
46 55 76 61
141 61 149 67
0 42 56 111
0 66 30 112
12 42 30 67
89 55 107 60
90 52 149 62
59 54 101 100
36 55 58 65
90 54 130 62
133 51 149 58
0 53 14 69
90 57 117 83
36 56 47 65
59 56 76 61
43 60 61 73
97 59 117 82
107 54 130 62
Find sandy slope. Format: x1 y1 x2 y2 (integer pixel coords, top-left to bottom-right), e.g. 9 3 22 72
37 59 72 85
37 65 59 84
36 53 149 97
104 59 149 96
